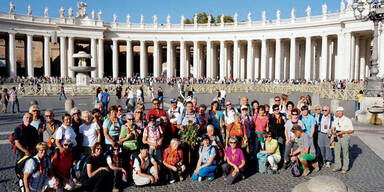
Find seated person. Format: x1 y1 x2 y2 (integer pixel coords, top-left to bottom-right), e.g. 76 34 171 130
106 143 127 191
52 139 77 191
258 132 281 174
84 142 113 192
192 136 217 182
23 142 56 192
132 144 159 186
163 138 186 184
202 125 224 164
290 125 319 176
222 136 245 185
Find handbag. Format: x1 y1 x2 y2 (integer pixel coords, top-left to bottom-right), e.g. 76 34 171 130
291 158 303 177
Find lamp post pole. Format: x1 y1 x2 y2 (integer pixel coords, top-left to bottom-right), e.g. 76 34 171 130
352 0 384 96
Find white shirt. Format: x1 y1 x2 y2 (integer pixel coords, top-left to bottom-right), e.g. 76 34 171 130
224 108 237 125
127 90 134 99
332 116 354 132
168 107 181 124
55 125 77 147
136 89 142 98
79 122 100 147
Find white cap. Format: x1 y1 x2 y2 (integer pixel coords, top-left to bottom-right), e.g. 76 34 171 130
336 106 344 111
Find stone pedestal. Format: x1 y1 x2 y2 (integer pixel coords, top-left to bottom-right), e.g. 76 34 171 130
355 96 384 124
293 175 355 192
330 99 340 114
76 73 91 86
312 93 320 107
65 99 74 114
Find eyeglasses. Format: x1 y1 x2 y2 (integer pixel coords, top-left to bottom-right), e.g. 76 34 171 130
95 148 102 151
273 108 279 111
153 103 159 105
322 110 328 112
226 104 231 106
63 144 73 147
136 111 143 114
128 118 134 121
229 142 237 144
275 100 280 102
32 110 39 112
266 136 272 138
45 115 53 117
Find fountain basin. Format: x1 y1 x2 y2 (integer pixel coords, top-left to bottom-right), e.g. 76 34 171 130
69 66 96 73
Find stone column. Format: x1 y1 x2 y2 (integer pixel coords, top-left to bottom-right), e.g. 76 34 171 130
112 40 119 79
233 40 239 79
344 32 352 80
140 40 148 78
180 41 186 78
153 40 160 78
193 41 199 78
240 43 246 80
305 36 312 80
126 40 133 78
60 36 67 78
354 35 360 80
275 38 282 80
219 41 225 80
91 38 97 78
8 33 16 77
320 35 328 80
206 40 212 78
199 44 204 77
359 37 366 79
335 33 345 80
166 41 172 78
43 36 51 77
67 37 74 78
379 31 384 78
350 34 356 80
254 43 260 79
212 44 218 79
247 40 254 80
98 39 104 78
290 37 296 80
26 34 34 77
261 38 267 79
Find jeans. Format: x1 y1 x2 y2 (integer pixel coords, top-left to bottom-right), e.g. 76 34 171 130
58 92 67 101
192 165 216 180
284 141 298 162
11 100 20 113
102 102 109 116
318 132 333 163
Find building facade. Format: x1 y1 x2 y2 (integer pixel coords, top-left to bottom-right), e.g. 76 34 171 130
0 1 383 81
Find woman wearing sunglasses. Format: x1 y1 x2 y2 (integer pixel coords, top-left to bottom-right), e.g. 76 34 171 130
221 136 245 185
258 132 281 174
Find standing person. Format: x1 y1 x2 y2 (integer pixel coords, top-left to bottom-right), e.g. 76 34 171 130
119 113 139 158
168 98 181 137
251 100 259 117
14 113 39 159
355 90 363 111
101 89 110 116
9 87 20 113
95 87 102 105
269 104 287 162
318 105 334 168
253 105 269 152
222 136 246 184
157 87 164 109
116 86 122 100
71 108 82 147
331 107 354 174
209 101 224 139
29 105 44 141
269 96 286 114
299 105 316 138
1 88 9 113
58 83 67 101
305 95 312 113
290 125 319 176
42 110 62 158
224 101 238 128
23 142 56 192
177 101 201 131
285 101 295 120
192 136 217 182
198 104 209 136
283 109 304 168
142 115 163 163
125 86 136 112
103 106 124 150
226 114 248 152
80 111 101 154
55 114 77 153
238 96 251 115
146 98 166 121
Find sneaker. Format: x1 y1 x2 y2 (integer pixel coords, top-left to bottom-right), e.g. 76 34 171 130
179 175 184 181
313 166 320 173
332 168 341 172
169 180 175 184
112 188 119 192
325 162 331 168
341 170 348 174
208 177 214 181
302 169 310 177
198 176 202 182
283 162 291 170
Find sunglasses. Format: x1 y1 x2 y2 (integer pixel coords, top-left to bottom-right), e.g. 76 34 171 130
45 115 53 117
322 110 328 112
63 144 72 147
95 148 102 151
273 108 279 111
226 104 232 106
266 136 272 138
113 148 119 151
229 142 237 144
292 114 298 116
275 100 280 102
128 118 134 120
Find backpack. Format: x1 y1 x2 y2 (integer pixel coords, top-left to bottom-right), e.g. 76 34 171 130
130 152 153 172
165 147 182 165
9 124 23 152
73 153 91 183
291 158 303 177
15 155 40 179
256 152 269 174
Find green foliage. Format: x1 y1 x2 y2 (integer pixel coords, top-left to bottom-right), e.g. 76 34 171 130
216 15 234 23
184 12 233 24
184 18 192 24
179 122 199 149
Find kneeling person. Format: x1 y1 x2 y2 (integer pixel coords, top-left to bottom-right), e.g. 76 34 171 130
290 125 319 176
132 144 159 186
163 138 186 184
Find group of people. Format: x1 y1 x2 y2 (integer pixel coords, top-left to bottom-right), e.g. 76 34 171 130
12 85 355 192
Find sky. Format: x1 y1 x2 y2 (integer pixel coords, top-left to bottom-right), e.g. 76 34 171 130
0 0 344 23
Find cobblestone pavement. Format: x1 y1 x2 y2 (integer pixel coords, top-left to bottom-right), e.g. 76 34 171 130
0 89 381 192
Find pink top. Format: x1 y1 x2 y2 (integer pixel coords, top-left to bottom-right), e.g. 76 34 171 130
226 147 245 170
254 116 269 133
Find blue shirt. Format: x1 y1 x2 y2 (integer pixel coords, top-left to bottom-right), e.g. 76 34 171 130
199 145 216 165
103 117 123 144
101 92 109 103
300 114 316 136
177 111 201 126
209 111 223 130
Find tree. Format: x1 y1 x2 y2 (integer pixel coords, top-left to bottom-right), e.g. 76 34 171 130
184 18 192 24
216 15 234 23
184 12 233 24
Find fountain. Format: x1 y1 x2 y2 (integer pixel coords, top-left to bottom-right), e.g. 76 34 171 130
69 51 95 86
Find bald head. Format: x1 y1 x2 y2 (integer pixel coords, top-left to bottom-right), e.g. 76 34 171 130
23 113 32 126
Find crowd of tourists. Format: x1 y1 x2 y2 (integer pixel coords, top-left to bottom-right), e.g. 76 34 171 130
10 84 355 192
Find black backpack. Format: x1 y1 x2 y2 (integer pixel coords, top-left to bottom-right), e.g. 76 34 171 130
73 153 91 183
291 159 303 177
15 155 39 179
130 152 153 172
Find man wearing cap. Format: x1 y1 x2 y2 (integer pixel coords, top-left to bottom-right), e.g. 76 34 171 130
237 96 251 116
146 98 166 121
331 107 354 174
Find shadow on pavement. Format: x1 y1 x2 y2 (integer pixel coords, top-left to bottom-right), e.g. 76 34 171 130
349 144 362 170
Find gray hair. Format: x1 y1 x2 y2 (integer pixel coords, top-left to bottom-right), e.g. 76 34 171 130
170 138 180 146
207 124 214 131
229 136 238 144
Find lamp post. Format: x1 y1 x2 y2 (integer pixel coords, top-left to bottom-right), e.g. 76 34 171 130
352 0 384 96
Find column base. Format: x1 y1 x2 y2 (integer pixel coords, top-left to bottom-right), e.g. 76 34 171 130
365 78 384 97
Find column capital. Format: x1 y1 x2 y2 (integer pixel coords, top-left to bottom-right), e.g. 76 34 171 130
305 35 312 39
275 37 281 41
321 34 328 38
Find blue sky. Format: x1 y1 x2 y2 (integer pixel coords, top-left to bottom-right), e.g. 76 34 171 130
1 0 343 23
